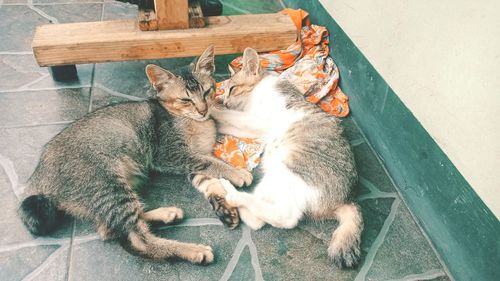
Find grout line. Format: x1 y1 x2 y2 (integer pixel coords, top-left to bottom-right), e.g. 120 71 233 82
246 227 264 281
0 153 21 199
65 221 76 281
278 0 287 9
0 51 34 55
16 73 50 91
354 198 400 281
158 218 223 229
219 0 251 14
100 0 105 21
0 120 74 129
218 226 249 281
2 2 103 6
350 138 365 146
387 269 446 281
0 85 91 94
357 193 397 201
0 237 70 253
87 3 104 113
87 64 96 113
219 225 264 281
72 234 100 246
350 117 454 279
21 244 69 281
358 176 382 193
27 0 59 24
94 83 147 101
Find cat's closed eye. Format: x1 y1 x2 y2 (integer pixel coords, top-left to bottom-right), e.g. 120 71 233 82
203 89 212 98
180 98 192 105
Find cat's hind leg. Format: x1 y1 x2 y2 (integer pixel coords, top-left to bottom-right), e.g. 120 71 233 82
141 207 184 225
238 207 265 230
121 219 214 263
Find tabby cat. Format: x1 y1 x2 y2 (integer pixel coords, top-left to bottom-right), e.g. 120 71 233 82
18 46 251 264
210 48 363 268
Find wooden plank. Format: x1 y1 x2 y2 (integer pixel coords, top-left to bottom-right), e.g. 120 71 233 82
32 13 297 67
154 0 189 30
189 0 205 28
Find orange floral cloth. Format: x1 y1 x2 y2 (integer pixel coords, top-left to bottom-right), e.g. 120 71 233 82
213 8 350 170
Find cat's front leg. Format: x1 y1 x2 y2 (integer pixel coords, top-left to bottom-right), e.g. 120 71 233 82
189 156 253 228
201 156 253 187
219 179 265 229
189 174 240 229
210 107 266 138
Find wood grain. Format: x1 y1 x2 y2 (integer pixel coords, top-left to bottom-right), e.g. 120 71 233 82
32 13 297 66
154 0 189 30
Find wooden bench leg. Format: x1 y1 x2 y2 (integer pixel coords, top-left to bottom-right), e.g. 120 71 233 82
49 65 78 81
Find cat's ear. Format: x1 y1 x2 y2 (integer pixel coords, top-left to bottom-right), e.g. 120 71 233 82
145 64 176 92
228 64 239 76
194 44 215 76
242 48 261 76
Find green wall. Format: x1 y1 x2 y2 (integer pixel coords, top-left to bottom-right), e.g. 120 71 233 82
283 1 500 280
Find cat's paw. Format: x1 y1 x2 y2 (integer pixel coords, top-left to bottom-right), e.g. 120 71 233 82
181 244 214 264
226 168 253 187
208 194 240 229
143 207 184 225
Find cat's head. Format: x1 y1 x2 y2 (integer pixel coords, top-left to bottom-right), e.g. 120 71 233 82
219 48 263 110
145 45 215 121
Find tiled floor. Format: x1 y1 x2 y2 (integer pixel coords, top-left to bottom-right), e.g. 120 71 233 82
0 1 451 280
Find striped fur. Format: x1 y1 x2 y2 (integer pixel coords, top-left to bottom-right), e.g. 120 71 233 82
18 46 249 263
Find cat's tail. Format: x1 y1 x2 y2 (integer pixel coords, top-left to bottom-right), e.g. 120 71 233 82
328 203 364 268
18 194 62 236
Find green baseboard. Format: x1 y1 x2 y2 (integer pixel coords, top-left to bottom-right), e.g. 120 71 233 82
283 1 500 280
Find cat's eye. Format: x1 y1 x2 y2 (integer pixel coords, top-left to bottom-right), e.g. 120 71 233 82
228 86 236 95
180 98 192 104
203 89 211 97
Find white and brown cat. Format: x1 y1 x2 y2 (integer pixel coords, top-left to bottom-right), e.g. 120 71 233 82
210 48 363 268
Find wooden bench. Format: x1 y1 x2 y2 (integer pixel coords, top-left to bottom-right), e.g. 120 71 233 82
31 0 297 80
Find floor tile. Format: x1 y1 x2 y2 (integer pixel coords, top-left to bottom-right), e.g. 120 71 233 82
0 245 64 281
0 88 90 127
342 116 364 142
34 3 103 23
0 125 68 183
102 1 136 20
34 0 104 3
366 204 446 280
0 0 450 280
68 225 243 281
0 54 93 92
228 247 255 281
0 55 44 91
0 169 72 281
354 143 396 192
0 6 50 51
222 0 283 15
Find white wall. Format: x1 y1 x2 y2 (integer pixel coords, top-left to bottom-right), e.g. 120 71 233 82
319 0 500 217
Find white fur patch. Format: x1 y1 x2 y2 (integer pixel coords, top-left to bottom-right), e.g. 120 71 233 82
216 76 320 229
